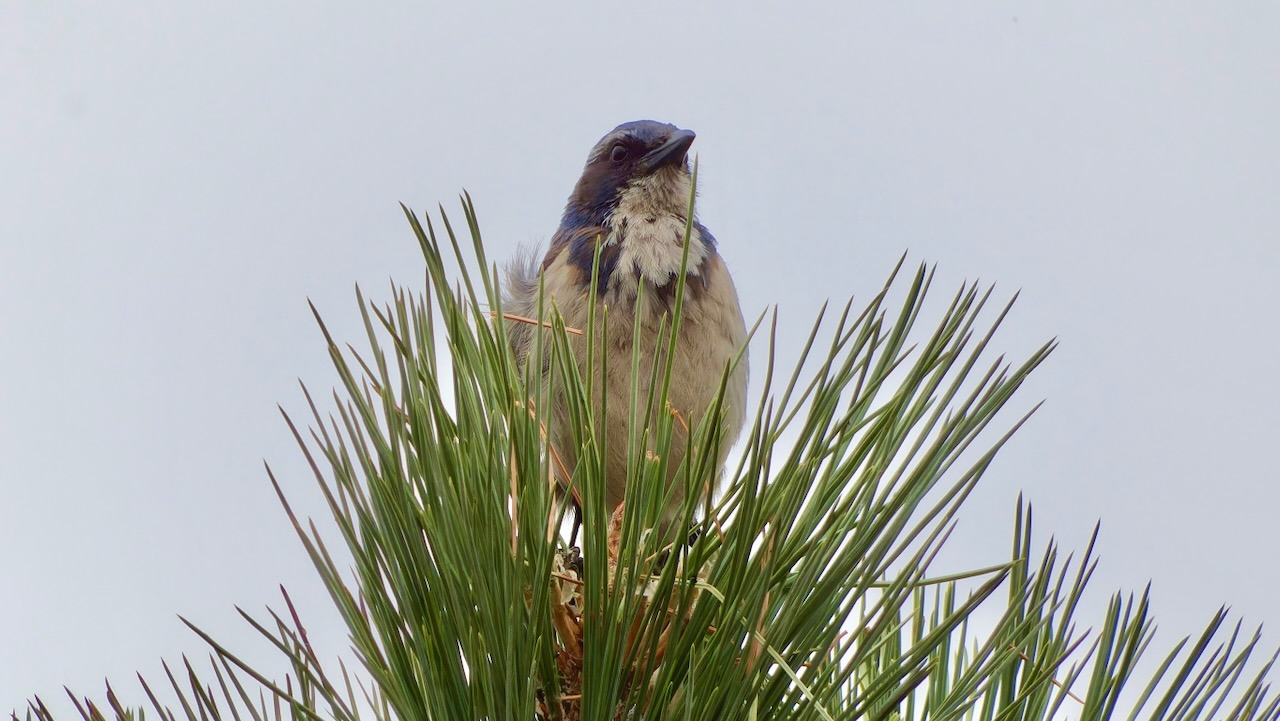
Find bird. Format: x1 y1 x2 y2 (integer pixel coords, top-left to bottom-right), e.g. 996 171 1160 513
503 120 749 531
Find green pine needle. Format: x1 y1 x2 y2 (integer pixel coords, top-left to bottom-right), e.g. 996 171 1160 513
22 193 1279 721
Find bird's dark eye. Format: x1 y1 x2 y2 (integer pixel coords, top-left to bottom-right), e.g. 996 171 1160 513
609 144 629 163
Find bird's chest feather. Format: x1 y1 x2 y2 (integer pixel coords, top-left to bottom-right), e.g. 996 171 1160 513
544 251 747 426
605 215 708 299
602 174 710 298
535 247 749 512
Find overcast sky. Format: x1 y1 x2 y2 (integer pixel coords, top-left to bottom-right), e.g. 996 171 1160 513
3 2 1278 714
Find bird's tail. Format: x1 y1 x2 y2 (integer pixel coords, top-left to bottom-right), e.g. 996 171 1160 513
500 244 544 366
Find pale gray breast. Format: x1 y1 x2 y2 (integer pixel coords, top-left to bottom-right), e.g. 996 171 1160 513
504 247 749 515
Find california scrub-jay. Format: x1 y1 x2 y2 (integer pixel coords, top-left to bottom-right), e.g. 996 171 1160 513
504 120 748 528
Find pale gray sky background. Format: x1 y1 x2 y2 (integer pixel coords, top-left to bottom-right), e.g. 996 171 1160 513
3 2 1278 714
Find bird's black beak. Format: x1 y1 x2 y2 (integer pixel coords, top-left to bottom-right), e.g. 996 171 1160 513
640 128 696 171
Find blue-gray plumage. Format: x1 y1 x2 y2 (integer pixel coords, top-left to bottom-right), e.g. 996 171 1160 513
505 120 749 526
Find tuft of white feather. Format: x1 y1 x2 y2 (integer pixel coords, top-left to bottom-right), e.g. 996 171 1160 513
603 167 709 299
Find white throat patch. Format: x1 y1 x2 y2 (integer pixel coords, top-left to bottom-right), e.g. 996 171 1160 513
603 168 709 297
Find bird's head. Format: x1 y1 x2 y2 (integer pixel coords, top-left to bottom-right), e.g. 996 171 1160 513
564 120 697 230
555 120 715 296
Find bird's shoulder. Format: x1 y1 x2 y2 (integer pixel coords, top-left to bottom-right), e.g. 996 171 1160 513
538 219 625 295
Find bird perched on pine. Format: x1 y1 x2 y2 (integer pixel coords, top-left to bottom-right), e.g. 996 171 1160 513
504 120 748 529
